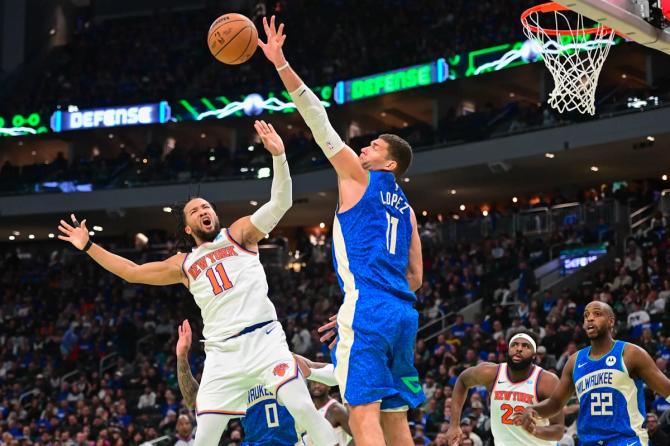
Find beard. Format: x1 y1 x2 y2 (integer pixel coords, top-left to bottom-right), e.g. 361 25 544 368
506 353 534 371
192 220 221 243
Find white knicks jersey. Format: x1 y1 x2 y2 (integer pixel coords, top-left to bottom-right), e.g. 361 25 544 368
303 399 351 446
490 363 555 446
182 228 277 341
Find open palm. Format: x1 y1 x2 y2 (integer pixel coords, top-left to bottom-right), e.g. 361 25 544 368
176 320 192 359
254 120 285 155
58 213 90 250
258 15 286 67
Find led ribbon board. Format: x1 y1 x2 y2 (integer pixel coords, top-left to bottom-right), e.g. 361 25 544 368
0 113 48 137
173 86 333 122
447 37 624 80
50 101 171 132
334 59 448 104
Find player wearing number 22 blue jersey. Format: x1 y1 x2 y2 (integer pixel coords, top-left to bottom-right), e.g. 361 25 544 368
516 301 670 446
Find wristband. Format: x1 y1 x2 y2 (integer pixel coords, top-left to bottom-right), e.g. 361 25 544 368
276 62 289 72
82 240 93 252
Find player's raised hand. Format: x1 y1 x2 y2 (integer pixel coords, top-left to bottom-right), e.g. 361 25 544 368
513 407 538 433
58 213 90 250
176 319 192 359
254 120 285 156
258 15 287 67
446 425 463 445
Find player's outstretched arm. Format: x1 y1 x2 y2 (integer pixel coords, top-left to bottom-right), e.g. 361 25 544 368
627 343 670 400
407 208 423 291
448 363 498 445
58 214 186 286
258 16 367 185
176 320 199 409
293 354 338 387
229 120 292 247
530 371 565 441
514 355 576 430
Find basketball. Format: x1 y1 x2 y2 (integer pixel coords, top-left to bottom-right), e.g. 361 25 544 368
207 13 258 65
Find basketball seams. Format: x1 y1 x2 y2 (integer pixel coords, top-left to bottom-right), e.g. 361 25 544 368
229 27 256 64
211 25 252 58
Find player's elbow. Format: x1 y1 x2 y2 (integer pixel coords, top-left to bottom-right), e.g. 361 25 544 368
407 269 422 291
122 266 142 284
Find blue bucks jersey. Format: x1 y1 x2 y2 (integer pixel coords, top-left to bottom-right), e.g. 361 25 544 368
241 385 300 446
573 340 648 446
332 170 414 302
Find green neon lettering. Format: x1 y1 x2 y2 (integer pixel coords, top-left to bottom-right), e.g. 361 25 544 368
0 117 4 127
12 114 24 127
418 65 431 85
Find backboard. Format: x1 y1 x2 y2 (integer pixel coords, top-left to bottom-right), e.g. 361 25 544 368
553 0 670 54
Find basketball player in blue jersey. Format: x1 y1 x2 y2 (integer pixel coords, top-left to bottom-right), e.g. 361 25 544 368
176 320 339 446
259 16 425 446
515 301 670 446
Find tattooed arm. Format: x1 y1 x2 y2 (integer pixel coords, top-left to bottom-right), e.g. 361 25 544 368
176 320 199 409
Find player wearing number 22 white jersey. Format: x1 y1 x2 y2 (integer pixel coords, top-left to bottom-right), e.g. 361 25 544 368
448 329 565 446
517 301 670 446
58 120 337 446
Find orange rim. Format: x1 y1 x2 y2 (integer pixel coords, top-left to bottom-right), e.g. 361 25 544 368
521 2 616 36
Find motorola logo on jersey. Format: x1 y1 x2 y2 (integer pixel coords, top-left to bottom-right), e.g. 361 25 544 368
606 356 616 366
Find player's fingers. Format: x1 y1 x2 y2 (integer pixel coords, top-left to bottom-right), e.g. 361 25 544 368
261 120 271 133
70 213 81 227
80 219 87 230
262 16 271 36
268 123 276 134
57 235 70 241
270 15 276 34
319 330 335 343
328 338 337 350
329 314 337 321
60 219 74 231
317 321 336 332
279 34 287 46
277 23 284 37
257 38 266 49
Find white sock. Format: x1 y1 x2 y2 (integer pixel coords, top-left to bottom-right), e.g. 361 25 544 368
276 378 337 446
193 413 233 446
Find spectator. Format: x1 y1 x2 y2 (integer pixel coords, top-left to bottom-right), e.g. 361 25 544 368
647 412 669 446
174 414 195 446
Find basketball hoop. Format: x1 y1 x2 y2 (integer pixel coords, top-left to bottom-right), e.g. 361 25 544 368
521 2 617 115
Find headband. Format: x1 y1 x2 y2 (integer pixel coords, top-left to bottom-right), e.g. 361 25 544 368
509 333 537 352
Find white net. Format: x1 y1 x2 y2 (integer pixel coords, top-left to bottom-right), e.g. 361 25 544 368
522 5 616 115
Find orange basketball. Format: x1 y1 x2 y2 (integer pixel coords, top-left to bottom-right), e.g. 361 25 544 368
207 13 258 65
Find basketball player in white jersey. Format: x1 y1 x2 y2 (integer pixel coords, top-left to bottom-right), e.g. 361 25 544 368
57 120 337 446
447 329 564 446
